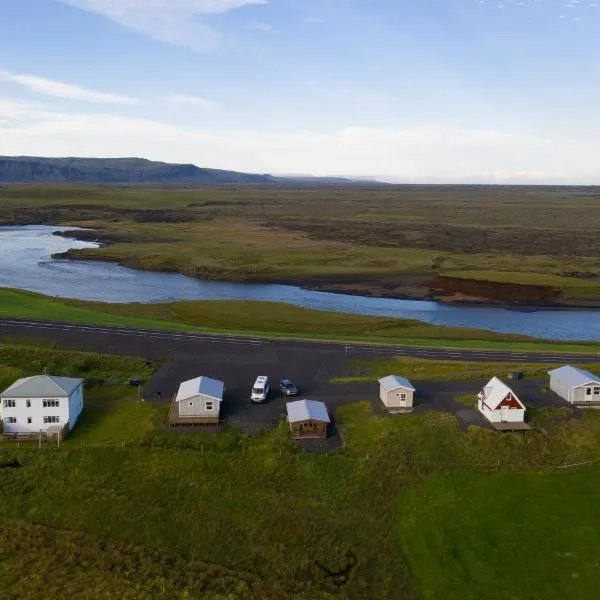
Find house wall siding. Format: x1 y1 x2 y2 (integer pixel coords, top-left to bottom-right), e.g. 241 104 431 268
380 387 414 409
1 395 71 434
549 375 572 402
177 393 220 419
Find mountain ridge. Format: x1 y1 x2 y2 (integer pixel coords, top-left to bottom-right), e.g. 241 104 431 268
0 156 380 186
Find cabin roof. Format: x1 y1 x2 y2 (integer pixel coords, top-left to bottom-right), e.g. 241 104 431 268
286 399 330 424
548 365 600 388
175 376 224 402
479 376 524 410
378 375 415 392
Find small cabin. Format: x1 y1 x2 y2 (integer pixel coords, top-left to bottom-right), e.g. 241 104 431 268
378 375 415 413
170 376 224 426
548 366 600 406
477 376 528 430
286 399 330 439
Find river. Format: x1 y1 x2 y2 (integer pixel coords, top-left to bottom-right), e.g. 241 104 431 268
0 225 598 341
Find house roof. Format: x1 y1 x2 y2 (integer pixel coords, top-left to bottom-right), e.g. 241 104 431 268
175 376 224 402
286 399 330 424
548 365 600 388
479 376 524 410
378 375 415 392
1 375 83 398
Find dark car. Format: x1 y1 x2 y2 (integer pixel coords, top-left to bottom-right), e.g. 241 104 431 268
279 379 298 397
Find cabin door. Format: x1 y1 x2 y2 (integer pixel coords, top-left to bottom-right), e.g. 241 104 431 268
500 407 510 422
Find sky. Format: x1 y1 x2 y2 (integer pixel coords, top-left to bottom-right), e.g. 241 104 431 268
0 0 599 183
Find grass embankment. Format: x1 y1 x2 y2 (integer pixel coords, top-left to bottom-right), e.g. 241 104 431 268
333 356 600 383
1 288 599 354
3 344 600 597
1 184 600 302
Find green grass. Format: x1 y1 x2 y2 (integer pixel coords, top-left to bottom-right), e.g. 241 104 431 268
2 184 600 303
332 356 600 383
4 342 600 598
397 468 600 600
2 287 600 354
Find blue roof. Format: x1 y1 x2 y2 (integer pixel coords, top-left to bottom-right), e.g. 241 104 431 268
378 375 415 392
286 399 330 424
548 366 600 388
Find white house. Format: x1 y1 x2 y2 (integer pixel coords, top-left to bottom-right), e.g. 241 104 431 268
0 375 84 435
548 366 600 405
171 376 224 426
378 375 415 412
477 376 527 429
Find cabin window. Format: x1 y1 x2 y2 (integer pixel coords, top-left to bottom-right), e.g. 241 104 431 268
43 400 59 408
4 399 15 408
400 393 407 401
587 388 592 396
189 401 193 406
4 417 17 424
594 387 600 395
43 416 60 424
206 401 214 411
27 417 32 424
26 400 31 408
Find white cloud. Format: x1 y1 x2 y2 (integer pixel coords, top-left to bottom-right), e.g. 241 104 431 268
58 0 269 52
0 101 598 183
0 69 137 104
167 94 220 109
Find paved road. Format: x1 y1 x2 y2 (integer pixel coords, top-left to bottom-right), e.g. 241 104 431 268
0 316 598 363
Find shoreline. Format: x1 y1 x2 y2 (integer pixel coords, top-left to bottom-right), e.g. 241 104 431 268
49 228 600 311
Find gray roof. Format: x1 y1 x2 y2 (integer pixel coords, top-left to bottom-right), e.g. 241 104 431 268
175 376 224 402
286 399 330 424
548 365 600 388
378 375 415 392
1 375 83 398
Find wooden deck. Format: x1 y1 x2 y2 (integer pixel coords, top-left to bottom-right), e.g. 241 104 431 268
168 399 219 426
491 422 531 431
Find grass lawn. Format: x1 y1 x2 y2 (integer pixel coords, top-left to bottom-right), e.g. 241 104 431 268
3 343 600 598
332 356 600 383
397 468 600 600
1 288 600 355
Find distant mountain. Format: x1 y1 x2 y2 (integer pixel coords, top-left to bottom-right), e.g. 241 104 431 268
0 156 383 186
0 156 277 185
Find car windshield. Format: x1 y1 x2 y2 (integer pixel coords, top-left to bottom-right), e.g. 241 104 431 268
253 387 264 394
285 383 294 389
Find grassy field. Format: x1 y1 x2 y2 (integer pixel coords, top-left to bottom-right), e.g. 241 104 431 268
1 184 600 303
332 356 600 383
2 288 600 354
3 344 600 598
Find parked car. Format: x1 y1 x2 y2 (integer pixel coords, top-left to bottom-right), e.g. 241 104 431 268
251 375 270 403
279 379 299 397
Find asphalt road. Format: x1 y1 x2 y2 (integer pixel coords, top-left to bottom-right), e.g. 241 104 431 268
0 316 598 364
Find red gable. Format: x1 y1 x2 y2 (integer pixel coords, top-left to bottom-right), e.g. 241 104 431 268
495 393 523 410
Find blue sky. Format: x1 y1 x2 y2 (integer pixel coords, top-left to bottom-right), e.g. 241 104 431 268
0 0 599 182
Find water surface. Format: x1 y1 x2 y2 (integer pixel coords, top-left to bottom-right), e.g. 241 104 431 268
0 225 598 341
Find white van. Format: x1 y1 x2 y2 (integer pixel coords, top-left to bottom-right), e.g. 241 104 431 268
251 375 270 403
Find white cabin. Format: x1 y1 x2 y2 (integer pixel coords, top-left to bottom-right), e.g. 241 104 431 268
477 377 526 425
174 376 224 425
0 375 84 435
548 366 600 405
378 375 415 412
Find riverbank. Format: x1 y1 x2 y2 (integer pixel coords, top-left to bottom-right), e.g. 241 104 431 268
2 183 600 309
1 288 599 353
53 229 600 310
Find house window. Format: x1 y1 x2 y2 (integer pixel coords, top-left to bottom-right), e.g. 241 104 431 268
43 400 59 408
26 400 31 408
5 417 17 424
205 401 214 411
587 388 592 396
43 416 60 424
400 393 407 402
3 399 16 408
189 401 193 407
594 387 600 395
27 417 32 424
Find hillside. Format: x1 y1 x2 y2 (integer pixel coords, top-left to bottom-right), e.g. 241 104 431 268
0 156 373 186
